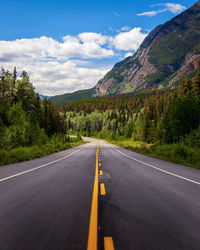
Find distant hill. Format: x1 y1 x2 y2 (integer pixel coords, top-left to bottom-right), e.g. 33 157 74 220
50 87 95 103
39 94 52 100
95 1 200 96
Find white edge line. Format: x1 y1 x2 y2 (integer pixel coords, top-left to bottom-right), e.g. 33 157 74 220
0 147 83 182
111 146 200 186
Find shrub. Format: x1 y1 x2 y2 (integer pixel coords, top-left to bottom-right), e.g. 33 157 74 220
0 139 86 166
183 126 200 147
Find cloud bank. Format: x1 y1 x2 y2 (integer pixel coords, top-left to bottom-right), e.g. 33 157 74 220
0 28 147 95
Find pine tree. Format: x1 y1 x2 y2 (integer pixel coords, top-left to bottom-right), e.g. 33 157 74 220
13 67 17 85
191 66 200 97
0 68 5 101
178 77 192 97
21 70 29 79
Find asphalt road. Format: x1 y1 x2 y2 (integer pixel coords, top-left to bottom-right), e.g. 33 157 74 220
0 139 200 250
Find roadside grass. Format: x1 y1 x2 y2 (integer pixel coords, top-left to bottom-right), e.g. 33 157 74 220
0 138 86 166
108 139 200 169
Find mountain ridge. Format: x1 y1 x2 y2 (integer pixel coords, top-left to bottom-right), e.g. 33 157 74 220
50 2 200 103
50 87 95 103
95 1 200 96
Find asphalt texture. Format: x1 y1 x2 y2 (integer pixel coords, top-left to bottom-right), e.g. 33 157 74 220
0 139 200 250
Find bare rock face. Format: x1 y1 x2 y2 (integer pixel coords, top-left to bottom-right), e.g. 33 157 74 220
95 1 200 96
126 57 157 92
96 78 118 95
169 53 200 86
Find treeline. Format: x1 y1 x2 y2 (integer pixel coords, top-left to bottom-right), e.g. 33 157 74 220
62 63 200 148
0 67 66 151
58 91 167 113
61 90 174 140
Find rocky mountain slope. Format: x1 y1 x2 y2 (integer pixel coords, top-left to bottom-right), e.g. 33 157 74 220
95 1 200 96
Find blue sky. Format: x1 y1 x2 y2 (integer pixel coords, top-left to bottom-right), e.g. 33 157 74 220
0 0 195 95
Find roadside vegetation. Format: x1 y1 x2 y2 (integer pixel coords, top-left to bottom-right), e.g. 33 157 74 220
0 67 84 166
59 62 200 169
1 63 200 168
0 135 85 166
106 140 200 169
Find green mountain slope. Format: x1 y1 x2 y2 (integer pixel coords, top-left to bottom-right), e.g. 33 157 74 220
50 87 95 103
95 1 200 96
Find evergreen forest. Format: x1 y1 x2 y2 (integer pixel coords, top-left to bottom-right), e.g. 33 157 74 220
0 63 200 167
58 63 200 168
0 67 83 165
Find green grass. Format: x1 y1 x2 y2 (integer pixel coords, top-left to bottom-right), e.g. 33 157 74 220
0 140 86 166
108 139 148 148
108 139 200 169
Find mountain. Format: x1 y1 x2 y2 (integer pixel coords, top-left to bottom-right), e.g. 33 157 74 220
39 94 52 100
95 1 200 96
50 87 95 103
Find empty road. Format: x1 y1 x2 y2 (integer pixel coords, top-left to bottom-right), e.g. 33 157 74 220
0 139 199 250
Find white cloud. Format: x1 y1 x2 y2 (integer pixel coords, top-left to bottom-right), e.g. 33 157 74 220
121 26 131 31
162 3 186 14
137 3 186 17
0 35 114 61
112 28 147 51
114 12 120 16
2 59 110 96
108 26 114 32
78 32 108 45
137 9 165 17
59 35 114 59
0 28 148 95
124 52 133 58
0 34 113 95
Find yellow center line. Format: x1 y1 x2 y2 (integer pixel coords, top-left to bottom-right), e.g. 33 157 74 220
100 183 106 195
87 144 99 250
104 237 115 250
99 163 102 167
100 170 103 176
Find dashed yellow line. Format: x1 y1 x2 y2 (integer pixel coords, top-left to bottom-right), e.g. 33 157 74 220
87 144 99 250
100 170 103 176
104 237 115 250
99 163 102 167
100 183 106 195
